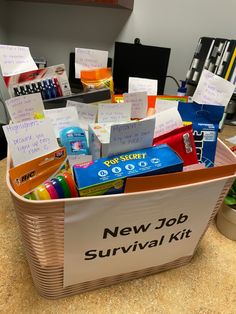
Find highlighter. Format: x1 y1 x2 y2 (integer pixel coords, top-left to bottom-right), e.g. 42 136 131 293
57 175 71 198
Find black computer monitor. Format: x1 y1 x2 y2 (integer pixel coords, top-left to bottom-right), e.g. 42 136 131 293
112 41 171 95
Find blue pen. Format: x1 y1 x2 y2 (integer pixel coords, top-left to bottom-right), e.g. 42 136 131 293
43 80 51 99
48 78 57 98
37 81 47 100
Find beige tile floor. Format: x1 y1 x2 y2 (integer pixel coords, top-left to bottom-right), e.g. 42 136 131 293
0 125 235 314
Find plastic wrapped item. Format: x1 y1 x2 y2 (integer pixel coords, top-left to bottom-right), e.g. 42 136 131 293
80 67 113 93
178 102 224 167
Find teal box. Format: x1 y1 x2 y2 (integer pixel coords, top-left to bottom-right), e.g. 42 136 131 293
73 144 183 197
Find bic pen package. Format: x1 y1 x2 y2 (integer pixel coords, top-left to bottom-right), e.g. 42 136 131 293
73 144 183 197
9 147 77 200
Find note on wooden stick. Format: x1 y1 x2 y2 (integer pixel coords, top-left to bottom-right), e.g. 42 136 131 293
5 93 44 123
3 119 59 166
66 101 98 130
128 77 158 95
75 48 108 78
0 44 37 76
144 107 183 138
123 91 148 119
98 103 131 123
193 69 235 107
155 99 179 113
43 107 80 137
108 118 155 156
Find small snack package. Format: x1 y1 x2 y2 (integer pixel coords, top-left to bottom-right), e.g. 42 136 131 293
178 102 225 167
153 124 198 166
80 67 113 93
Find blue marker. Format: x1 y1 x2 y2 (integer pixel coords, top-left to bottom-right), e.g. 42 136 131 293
37 81 47 100
47 78 57 98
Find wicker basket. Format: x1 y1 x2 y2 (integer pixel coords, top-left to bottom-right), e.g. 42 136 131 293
6 139 236 299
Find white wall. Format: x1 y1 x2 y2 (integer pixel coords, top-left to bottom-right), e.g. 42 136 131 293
5 0 236 94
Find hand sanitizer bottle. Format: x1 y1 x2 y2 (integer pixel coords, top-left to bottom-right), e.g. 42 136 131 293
177 80 187 96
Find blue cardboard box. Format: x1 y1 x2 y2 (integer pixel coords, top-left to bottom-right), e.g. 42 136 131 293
73 144 183 197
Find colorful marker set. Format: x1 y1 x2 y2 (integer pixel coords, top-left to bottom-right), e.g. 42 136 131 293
13 77 63 100
24 171 78 200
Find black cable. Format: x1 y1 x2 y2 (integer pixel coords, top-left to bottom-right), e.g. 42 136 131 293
166 75 180 88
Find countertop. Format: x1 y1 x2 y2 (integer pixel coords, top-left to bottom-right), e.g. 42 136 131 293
0 125 235 314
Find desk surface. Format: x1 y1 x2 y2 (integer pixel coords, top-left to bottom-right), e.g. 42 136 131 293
0 125 235 313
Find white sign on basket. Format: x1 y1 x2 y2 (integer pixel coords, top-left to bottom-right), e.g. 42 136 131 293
64 179 227 287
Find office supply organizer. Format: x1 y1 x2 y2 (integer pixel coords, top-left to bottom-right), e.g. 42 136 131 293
186 37 236 92
6 139 236 299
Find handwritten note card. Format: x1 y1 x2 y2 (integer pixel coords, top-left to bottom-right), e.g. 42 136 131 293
5 93 44 123
123 91 148 119
193 69 235 107
75 48 108 78
108 118 156 156
155 99 179 113
128 77 158 95
98 103 131 123
66 101 98 130
43 107 80 137
0 44 37 77
150 107 183 138
3 119 59 166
